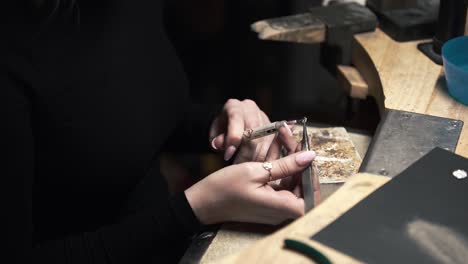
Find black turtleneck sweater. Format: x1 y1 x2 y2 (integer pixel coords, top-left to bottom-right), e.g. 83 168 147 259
2 1 214 263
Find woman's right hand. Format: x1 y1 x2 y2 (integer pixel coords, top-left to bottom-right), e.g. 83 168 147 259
184 150 316 225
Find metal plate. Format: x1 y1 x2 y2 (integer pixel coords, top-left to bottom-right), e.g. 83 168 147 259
359 109 463 178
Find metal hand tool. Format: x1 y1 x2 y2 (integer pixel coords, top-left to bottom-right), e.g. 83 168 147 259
301 117 316 212
242 120 298 141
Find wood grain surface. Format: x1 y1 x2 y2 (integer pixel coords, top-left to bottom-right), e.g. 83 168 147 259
337 65 369 99
353 29 468 157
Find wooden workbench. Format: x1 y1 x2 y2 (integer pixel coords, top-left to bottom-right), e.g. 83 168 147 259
207 28 468 263
198 131 372 263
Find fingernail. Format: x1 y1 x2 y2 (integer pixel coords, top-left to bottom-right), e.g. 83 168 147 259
211 137 218 150
224 146 237 161
282 121 293 136
295 151 316 166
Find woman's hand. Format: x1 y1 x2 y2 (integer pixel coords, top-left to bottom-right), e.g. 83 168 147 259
209 99 272 162
184 150 316 225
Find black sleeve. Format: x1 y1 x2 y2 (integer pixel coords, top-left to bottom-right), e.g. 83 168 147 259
2 70 201 264
163 103 220 153
34 193 200 264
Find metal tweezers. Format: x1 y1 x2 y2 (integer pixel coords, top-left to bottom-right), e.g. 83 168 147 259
284 119 329 263
301 117 315 212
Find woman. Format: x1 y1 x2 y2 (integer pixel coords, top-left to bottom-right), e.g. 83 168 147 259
2 1 315 263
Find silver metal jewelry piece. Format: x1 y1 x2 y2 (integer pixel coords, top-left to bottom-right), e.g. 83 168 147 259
452 169 467 180
262 161 273 182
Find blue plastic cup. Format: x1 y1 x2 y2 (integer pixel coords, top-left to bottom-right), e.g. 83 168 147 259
442 36 468 105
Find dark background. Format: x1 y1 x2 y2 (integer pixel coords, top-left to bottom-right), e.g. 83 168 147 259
164 0 379 129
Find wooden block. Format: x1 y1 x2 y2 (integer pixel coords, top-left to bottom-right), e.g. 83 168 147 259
337 65 369 99
251 14 326 44
353 29 468 158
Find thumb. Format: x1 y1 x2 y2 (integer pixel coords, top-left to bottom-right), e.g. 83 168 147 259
258 151 316 182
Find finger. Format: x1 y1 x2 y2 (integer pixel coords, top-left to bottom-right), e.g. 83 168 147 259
265 133 281 161
259 110 271 124
270 151 316 181
273 177 294 193
253 134 275 162
274 132 301 190
293 182 302 197
265 122 297 161
267 179 283 190
277 124 298 154
278 177 293 190
224 103 244 161
251 110 272 162
251 186 304 224
241 99 263 129
268 190 305 219
278 168 302 193
211 134 225 151
228 100 266 161
256 150 316 183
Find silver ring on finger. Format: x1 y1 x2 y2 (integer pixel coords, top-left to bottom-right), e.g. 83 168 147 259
262 161 273 182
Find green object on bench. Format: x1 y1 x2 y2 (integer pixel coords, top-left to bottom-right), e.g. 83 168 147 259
284 239 332 264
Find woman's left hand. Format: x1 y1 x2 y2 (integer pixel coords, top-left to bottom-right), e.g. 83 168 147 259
209 99 274 162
